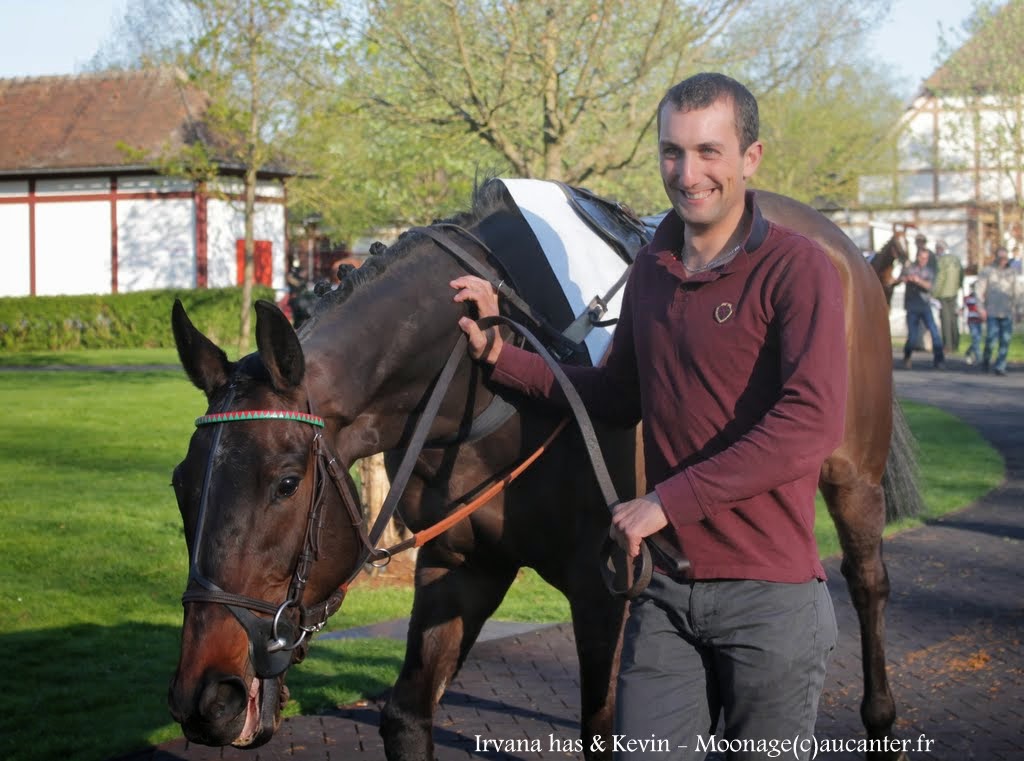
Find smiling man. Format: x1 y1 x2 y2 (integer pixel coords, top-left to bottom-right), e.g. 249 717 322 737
452 72 846 759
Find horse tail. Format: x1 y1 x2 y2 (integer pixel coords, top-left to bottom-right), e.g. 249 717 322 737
882 399 926 523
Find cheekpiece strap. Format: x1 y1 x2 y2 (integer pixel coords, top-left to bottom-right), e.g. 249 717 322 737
195 410 326 428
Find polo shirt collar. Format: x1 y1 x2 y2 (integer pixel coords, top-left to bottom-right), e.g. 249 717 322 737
650 190 768 278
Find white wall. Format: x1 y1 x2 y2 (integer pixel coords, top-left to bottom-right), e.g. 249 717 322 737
35 203 111 296
0 174 286 297
207 187 286 292
117 198 196 290
0 181 30 296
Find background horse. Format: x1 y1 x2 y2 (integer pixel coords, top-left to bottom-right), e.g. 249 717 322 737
168 180 922 761
869 232 909 307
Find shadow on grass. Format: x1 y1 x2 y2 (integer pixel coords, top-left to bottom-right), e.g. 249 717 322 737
0 621 404 761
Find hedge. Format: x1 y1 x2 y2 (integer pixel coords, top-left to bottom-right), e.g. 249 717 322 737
0 287 276 352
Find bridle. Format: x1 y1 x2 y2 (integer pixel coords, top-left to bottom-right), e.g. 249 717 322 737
182 390 376 679
179 224 687 679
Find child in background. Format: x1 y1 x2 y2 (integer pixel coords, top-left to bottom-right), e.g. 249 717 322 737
963 283 985 365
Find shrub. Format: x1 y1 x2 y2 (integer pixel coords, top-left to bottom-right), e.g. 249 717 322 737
0 287 276 351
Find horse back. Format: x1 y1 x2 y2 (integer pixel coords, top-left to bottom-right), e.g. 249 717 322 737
755 191 893 480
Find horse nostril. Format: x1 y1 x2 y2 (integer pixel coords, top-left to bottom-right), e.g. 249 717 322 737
198 675 247 724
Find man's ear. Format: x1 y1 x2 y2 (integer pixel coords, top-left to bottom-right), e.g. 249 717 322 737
743 140 764 179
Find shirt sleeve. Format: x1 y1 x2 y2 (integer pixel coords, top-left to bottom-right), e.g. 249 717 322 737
489 268 643 428
655 241 849 526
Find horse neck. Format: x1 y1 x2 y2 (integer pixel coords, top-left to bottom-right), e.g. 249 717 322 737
302 248 480 462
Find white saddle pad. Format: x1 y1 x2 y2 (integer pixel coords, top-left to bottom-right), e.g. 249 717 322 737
500 179 630 364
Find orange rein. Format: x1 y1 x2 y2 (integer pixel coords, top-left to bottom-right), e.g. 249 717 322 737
383 418 569 555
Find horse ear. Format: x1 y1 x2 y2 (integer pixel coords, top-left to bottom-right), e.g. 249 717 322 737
254 300 305 391
171 299 232 399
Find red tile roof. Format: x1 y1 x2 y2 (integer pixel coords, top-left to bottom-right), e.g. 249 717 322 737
0 68 215 175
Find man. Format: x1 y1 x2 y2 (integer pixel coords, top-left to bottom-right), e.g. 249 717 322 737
452 73 842 759
900 247 945 369
933 240 964 352
914 233 936 276
977 246 1021 376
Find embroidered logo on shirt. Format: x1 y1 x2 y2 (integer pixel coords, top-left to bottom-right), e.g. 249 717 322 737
714 302 734 323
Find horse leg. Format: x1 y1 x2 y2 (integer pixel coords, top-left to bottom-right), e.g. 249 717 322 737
380 546 518 761
565 568 627 761
820 474 906 761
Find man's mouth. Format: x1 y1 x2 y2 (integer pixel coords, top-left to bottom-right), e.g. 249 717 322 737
684 189 714 200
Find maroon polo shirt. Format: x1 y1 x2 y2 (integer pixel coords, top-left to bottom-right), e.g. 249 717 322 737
491 191 847 583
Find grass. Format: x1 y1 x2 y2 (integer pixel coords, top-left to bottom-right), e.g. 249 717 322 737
0 347 181 367
0 356 1005 761
893 329 1024 363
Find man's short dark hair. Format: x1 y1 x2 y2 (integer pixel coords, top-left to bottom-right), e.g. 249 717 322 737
658 72 759 151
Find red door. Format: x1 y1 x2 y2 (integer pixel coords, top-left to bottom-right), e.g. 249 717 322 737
236 240 273 286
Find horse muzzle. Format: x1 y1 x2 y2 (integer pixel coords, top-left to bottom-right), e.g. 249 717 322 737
169 669 284 748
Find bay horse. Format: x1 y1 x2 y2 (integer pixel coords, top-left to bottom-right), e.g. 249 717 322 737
167 180 922 761
869 232 910 307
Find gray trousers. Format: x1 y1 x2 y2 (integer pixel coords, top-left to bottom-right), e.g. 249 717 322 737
614 575 837 761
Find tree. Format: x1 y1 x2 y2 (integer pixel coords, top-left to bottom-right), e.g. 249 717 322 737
285 84 502 241
934 0 1024 248
94 0 328 351
705 0 900 205
305 0 899 220
347 0 743 187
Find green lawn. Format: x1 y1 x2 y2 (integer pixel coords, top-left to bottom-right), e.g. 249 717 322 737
0 357 1005 761
893 329 1024 363
0 347 181 367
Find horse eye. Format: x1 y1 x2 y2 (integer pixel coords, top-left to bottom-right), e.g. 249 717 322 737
277 476 301 498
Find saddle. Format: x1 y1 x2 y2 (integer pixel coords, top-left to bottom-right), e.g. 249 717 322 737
495 179 652 366
553 182 650 266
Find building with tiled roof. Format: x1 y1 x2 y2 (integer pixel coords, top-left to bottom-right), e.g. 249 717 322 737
825 0 1022 274
0 68 289 297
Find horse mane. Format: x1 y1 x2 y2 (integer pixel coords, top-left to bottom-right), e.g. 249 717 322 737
870 235 904 274
300 178 510 335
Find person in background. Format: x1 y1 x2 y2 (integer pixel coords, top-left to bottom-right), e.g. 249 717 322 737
933 240 963 353
452 72 842 761
900 246 945 370
962 283 985 366
977 246 1021 376
914 233 937 277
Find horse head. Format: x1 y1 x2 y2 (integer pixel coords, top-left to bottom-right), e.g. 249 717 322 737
870 232 910 307
167 298 364 748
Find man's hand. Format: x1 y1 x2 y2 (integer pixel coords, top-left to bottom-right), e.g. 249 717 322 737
451 275 504 364
610 491 669 559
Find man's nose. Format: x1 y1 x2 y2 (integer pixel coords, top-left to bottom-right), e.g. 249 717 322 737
673 155 699 186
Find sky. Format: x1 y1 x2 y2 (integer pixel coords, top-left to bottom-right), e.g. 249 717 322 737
0 0 977 99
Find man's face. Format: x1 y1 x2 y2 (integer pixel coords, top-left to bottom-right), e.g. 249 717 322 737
658 97 762 233
916 249 930 267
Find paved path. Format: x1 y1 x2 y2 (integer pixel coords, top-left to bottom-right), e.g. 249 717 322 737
123 359 1024 761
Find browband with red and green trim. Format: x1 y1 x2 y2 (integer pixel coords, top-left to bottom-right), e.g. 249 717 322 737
194 410 325 428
